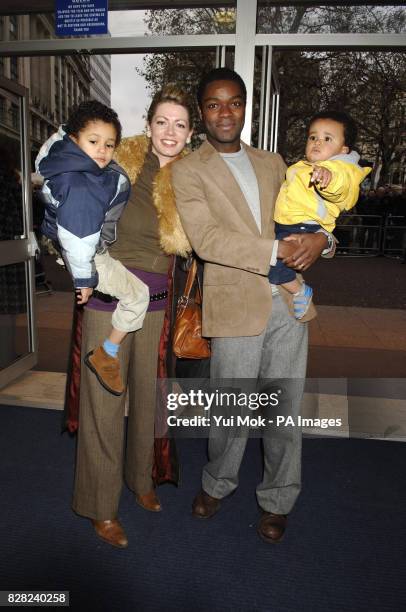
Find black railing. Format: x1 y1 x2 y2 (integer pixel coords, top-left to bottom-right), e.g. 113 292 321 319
334 214 406 258
382 216 406 259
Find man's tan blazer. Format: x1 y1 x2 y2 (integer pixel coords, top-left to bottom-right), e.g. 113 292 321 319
172 140 316 338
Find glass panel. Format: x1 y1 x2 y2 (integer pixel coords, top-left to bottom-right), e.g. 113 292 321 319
139 7 236 36
0 87 24 241
135 48 223 142
0 261 29 370
2 46 221 183
256 49 406 254
0 7 236 42
257 3 405 34
271 49 405 191
25 54 91 153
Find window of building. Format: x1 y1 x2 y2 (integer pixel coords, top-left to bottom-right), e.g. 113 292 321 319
9 16 18 40
0 56 4 76
54 62 60 121
0 97 5 124
60 62 66 121
68 70 73 111
10 57 18 80
10 103 19 130
41 121 47 141
31 115 41 140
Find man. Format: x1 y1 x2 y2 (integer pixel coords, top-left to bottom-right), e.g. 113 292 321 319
172 68 334 543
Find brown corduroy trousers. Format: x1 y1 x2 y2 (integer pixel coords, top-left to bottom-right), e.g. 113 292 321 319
72 306 165 520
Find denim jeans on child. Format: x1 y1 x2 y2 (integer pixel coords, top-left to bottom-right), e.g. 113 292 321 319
268 222 320 284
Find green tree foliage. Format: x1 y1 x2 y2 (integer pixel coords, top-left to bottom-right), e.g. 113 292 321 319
137 8 236 140
139 4 405 184
257 3 405 34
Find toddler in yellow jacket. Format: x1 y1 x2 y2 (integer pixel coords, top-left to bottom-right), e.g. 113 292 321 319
269 110 371 318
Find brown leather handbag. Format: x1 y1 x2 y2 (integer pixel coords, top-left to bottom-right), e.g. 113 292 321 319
173 258 211 359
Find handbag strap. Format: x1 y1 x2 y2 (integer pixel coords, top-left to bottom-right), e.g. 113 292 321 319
182 257 197 300
195 265 203 304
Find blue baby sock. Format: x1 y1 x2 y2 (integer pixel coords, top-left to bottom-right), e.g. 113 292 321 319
103 339 120 358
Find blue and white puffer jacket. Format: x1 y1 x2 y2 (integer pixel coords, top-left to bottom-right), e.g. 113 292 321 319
35 126 131 288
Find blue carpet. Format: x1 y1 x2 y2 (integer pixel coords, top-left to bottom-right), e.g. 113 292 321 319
0 405 405 612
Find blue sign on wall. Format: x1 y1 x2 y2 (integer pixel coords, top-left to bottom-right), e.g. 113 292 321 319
55 0 108 36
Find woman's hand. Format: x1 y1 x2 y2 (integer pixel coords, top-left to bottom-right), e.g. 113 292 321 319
282 233 328 271
76 287 94 305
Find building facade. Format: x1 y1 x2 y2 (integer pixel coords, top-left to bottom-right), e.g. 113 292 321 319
89 53 111 107
0 13 110 162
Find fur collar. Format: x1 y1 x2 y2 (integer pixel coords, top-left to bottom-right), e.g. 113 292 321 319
114 135 191 257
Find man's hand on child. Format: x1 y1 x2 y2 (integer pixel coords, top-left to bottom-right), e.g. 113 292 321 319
277 239 299 261
310 165 332 190
76 287 94 305
282 233 328 271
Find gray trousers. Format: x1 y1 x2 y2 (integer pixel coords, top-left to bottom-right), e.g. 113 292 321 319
72 307 165 521
203 295 308 515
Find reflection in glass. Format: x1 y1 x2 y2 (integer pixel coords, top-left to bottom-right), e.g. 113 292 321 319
257 3 405 34
141 7 236 36
0 109 24 240
1 8 236 42
136 49 221 142
0 262 29 370
267 50 405 190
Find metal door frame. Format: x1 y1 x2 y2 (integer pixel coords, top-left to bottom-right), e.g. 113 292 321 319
0 0 404 145
0 0 404 389
0 75 37 389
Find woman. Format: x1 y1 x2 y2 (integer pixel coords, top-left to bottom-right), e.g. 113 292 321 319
71 84 193 548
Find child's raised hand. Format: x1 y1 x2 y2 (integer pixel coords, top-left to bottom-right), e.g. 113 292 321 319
76 287 93 305
310 165 332 190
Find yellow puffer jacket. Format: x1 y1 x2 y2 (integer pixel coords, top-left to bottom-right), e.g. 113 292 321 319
274 152 371 232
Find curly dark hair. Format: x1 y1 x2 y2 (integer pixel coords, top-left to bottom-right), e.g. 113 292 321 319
64 100 122 145
308 110 358 150
197 67 247 109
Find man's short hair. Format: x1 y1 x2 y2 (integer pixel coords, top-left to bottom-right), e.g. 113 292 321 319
308 110 358 150
197 67 247 109
65 100 122 145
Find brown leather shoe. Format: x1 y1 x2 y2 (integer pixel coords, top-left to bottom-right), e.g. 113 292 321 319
192 489 221 519
85 346 124 396
135 490 162 512
92 519 128 548
257 512 287 544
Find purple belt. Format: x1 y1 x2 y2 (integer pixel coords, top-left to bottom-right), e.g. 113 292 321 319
87 267 168 313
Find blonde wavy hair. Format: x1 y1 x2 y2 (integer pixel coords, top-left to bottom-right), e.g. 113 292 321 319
147 83 196 129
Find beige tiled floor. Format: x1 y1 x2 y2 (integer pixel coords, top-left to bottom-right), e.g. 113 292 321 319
35 291 75 329
15 291 74 330
29 292 406 349
2 292 405 421
309 305 406 350
0 371 66 409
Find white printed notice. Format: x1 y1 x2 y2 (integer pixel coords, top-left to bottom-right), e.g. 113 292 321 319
55 0 108 36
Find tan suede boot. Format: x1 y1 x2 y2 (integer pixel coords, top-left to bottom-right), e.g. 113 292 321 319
84 346 125 396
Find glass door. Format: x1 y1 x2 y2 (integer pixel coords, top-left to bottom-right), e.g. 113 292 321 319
0 75 37 389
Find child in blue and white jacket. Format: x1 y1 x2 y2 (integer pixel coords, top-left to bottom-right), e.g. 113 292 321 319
36 101 149 396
